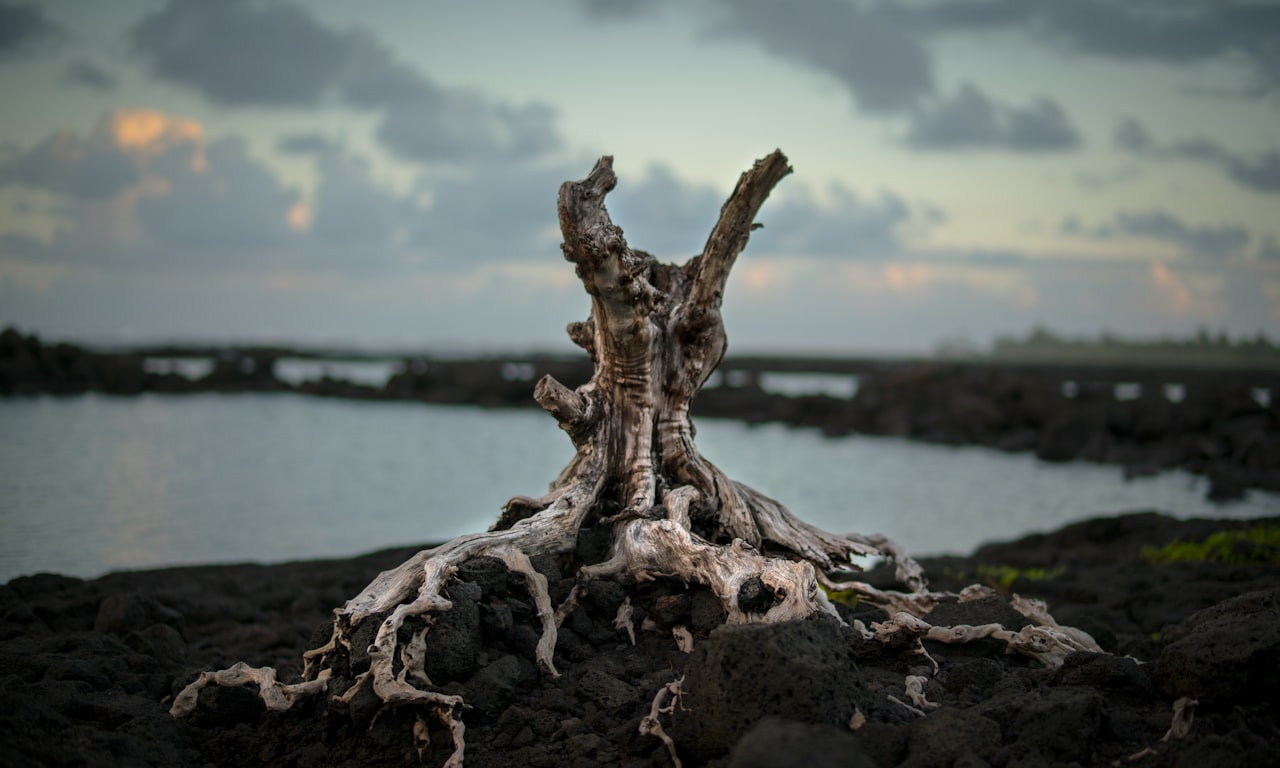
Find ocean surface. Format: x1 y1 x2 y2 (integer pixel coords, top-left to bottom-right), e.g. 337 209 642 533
2 392 1276 582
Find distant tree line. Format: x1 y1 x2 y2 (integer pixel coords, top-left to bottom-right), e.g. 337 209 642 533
986 326 1280 367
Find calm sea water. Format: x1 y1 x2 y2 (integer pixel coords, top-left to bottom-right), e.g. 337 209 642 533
1 393 1275 582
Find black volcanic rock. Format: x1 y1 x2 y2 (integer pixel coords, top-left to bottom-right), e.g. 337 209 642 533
1 513 1278 766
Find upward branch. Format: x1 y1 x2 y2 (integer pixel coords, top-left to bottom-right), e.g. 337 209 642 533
690 150 792 312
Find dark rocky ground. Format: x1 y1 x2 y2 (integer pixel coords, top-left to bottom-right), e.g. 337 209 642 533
2 512 1277 767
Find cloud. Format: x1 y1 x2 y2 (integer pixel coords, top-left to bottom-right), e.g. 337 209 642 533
0 129 139 201
130 0 562 164
1227 151 1280 194
753 184 920 259
0 109 304 269
1113 117 1153 153
289 138 413 254
894 1 1280 95
1114 116 1280 195
704 0 933 113
276 131 336 156
606 165 724 258
1063 209 1252 259
0 1 61 59
905 83 1080 151
63 59 118 91
603 164 931 261
1259 236 1280 262
577 1 1089 152
407 161 573 267
584 0 935 114
134 136 301 259
130 0 351 107
579 0 663 20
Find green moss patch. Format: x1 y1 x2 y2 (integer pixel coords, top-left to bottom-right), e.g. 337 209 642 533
975 564 1065 590
1140 524 1280 565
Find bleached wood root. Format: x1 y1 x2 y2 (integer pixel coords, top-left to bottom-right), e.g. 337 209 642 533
569 505 833 624
1126 696 1199 762
640 677 685 768
875 613 1100 669
1161 696 1197 742
672 625 694 653
904 674 939 712
614 597 637 645
887 694 928 718
169 662 332 717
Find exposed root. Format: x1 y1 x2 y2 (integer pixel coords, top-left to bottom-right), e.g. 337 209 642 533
1011 594 1103 653
491 545 559 676
848 708 867 730
672 625 694 653
1162 696 1197 742
615 597 636 645
640 676 686 768
169 662 331 718
565 487 833 624
886 694 928 718
867 612 940 673
904 675 940 712
1127 696 1199 762
925 620 1100 668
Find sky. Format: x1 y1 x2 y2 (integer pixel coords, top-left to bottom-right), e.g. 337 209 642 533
1 0 1278 355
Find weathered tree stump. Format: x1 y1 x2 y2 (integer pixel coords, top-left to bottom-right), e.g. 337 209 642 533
171 152 1098 767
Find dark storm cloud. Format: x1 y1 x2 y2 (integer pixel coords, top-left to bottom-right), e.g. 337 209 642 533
0 130 140 200
892 0 1280 93
754 185 916 258
63 59 118 91
131 0 350 107
578 0 1089 151
0 115 306 268
606 165 724 258
408 162 573 266
1114 117 1280 195
130 0 562 164
1228 152 1280 194
0 1 61 59
605 165 926 260
1113 118 1153 153
402 158 928 267
301 141 412 251
905 83 1080 151
1063 209 1251 258
705 0 934 113
136 137 300 258
276 132 335 156
1259 236 1280 262
0 232 47 261
579 0 663 20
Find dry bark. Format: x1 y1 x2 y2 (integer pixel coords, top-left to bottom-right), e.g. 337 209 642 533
170 151 1098 766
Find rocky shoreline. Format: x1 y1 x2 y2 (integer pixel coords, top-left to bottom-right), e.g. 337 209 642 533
3 327 1279 501
2 511 1277 767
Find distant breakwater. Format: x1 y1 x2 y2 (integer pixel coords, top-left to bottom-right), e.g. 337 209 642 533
3 326 1278 501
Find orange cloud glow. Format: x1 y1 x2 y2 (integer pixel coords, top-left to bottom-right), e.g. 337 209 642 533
1265 281 1280 321
740 262 780 294
106 109 207 171
287 202 311 232
882 263 932 292
1150 260 1192 314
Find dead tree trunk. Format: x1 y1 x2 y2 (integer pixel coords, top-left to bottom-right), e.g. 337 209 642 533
171 151 1099 766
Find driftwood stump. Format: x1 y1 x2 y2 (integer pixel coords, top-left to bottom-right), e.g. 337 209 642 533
171 152 1098 767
